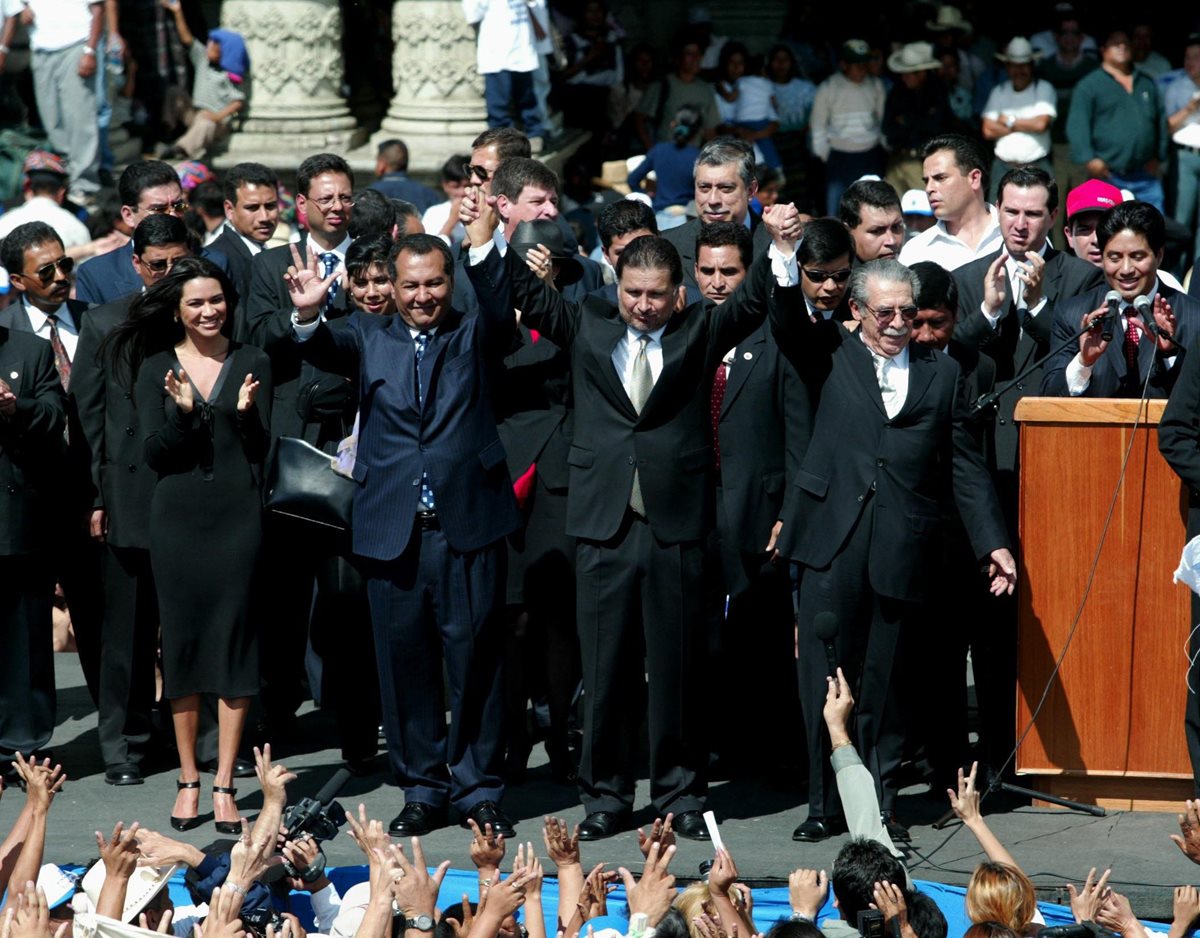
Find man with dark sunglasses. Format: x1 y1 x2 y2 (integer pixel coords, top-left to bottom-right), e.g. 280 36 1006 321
797 219 855 322
0 221 103 735
74 160 230 305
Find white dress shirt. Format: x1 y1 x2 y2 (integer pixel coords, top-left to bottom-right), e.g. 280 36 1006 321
23 300 78 360
898 205 1003 271
863 336 910 418
613 323 666 392
0 197 92 248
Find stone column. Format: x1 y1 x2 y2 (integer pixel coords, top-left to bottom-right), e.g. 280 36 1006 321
376 0 488 172
216 0 364 164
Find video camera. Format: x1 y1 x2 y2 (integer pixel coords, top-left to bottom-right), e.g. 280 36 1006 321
278 766 351 878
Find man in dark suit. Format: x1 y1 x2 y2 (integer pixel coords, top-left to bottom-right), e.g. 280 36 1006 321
771 218 1015 843
0 222 103 712
71 214 193 785
74 160 230 305
954 167 1105 511
208 162 280 322
462 187 804 840
287 233 522 837
1043 201 1199 398
1157 337 1200 795
700 221 806 769
370 139 441 214
661 137 773 290
242 152 358 742
0 312 66 764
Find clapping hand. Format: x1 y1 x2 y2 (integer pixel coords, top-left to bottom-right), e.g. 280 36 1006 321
236 374 260 414
1154 295 1179 354
165 368 195 413
982 253 1008 317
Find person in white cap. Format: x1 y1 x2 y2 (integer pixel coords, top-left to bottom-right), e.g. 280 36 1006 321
981 38 1057 197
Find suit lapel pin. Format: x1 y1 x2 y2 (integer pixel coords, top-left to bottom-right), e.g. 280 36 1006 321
742 351 753 360
8 371 17 380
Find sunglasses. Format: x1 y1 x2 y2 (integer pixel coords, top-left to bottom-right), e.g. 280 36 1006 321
463 162 492 182
26 256 74 283
146 200 189 215
143 256 183 274
802 267 852 284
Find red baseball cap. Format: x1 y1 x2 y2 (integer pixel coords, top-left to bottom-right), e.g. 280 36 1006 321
1066 179 1123 221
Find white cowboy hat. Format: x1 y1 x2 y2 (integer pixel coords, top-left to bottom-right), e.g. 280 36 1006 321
80 862 180 924
926 6 971 32
996 37 1042 64
888 41 941 73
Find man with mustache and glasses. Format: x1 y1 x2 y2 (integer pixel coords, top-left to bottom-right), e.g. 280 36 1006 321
768 209 1013 845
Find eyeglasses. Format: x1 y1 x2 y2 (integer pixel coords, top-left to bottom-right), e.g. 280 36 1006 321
145 200 189 216
463 162 492 182
861 303 918 322
26 256 74 283
142 256 183 274
310 194 353 211
802 267 852 284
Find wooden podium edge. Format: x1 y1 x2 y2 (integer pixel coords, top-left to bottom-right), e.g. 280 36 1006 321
1014 397 1167 424
1019 774 1194 812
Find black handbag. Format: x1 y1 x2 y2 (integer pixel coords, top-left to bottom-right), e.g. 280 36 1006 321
262 436 355 531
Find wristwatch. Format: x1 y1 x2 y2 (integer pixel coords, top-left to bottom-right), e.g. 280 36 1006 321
1004 114 1016 129
405 915 435 932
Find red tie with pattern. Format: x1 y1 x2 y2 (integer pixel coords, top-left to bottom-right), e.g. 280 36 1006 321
711 361 728 470
46 314 71 391
1123 313 1140 379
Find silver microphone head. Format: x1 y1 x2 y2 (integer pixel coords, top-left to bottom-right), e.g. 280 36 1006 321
1133 294 1152 313
1105 289 1123 305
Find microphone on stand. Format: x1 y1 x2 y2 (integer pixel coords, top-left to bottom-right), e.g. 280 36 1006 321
813 612 839 679
1133 294 1159 339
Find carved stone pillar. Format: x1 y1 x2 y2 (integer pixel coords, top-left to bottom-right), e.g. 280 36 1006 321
376 0 488 171
216 0 364 163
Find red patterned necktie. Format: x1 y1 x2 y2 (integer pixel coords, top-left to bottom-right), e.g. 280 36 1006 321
711 361 728 471
46 314 71 390
1123 313 1140 379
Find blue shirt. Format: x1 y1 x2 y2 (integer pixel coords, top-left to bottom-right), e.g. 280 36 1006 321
627 142 700 211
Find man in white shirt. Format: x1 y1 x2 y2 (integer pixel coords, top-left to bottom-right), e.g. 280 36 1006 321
981 37 1057 196
0 0 103 202
461 0 546 146
899 134 1002 270
0 150 91 251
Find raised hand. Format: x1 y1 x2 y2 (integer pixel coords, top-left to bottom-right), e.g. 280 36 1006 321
1172 800 1200 865
384 839 451 918
948 762 982 823
637 815 676 861
164 368 195 413
254 744 296 808
345 804 391 866
461 185 499 249
1171 885 1200 938
96 821 142 879
468 818 505 874
871 881 908 931
762 203 801 253
982 253 1008 317
708 848 739 899
618 840 677 927
1069 867 1113 924
788 869 828 919
822 668 854 745
1096 890 1145 938
542 816 580 867
1154 295 1179 354
236 374 261 414
139 910 174 935
284 244 340 322
14 755 64 812
136 829 203 868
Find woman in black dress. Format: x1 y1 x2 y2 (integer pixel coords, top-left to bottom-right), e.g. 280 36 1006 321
101 256 271 832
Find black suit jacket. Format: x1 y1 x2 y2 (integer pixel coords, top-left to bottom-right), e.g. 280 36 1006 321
771 308 1008 603
1041 282 1200 398
75 241 232 306
0 327 66 555
0 299 92 515
662 212 773 289
243 234 353 440
71 293 158 549
466 244 775 545
293 303 521 561
716 320 809 557
208 228 259 329
954 247 1104 473
1158 340 1200 542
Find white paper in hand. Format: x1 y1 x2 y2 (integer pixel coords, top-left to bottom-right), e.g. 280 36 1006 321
703 810 724 851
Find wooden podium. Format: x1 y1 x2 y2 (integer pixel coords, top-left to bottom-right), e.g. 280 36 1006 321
1014 398 1194 810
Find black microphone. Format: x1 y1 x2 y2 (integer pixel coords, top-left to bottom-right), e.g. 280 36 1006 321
1101 289 1120 342
1133 294 1159 338
313 766 352 807
813 611 839 678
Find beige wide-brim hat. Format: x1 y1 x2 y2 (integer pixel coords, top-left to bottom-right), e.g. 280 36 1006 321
888 41 941 73
74 913 168 938
927 5 971 32
996 37 1042 64
80 861 181 924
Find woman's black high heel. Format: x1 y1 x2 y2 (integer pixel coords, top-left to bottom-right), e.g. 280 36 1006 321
213 785 241 835
170 779 202 832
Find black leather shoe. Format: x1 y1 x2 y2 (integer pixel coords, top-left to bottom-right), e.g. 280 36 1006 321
201 757 256 778
792 816 848 842
390 802 448 836
105 763 143 786
577 810 631 840
881 811 911 842
672 810 711 841
461 800 516 838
